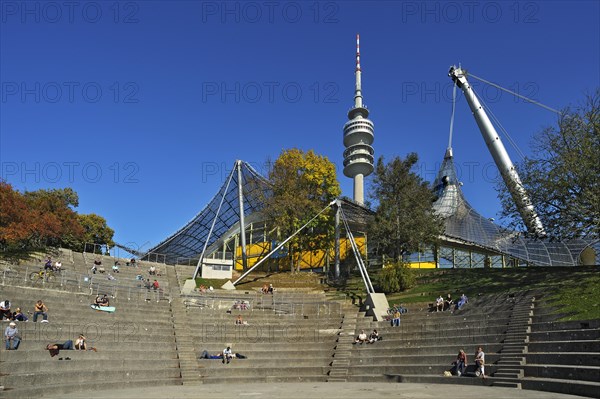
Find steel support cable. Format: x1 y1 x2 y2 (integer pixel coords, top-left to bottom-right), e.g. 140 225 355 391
469 73 561 115
344 211 375 294
233 201 336 286
448 81 457 149
339 207 375 294
340 210 370 294
193 166 237 279
474 89 527 160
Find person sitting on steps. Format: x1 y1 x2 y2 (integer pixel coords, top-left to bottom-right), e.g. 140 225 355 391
222 346 233 364
95 294 109 307
4 322 20 350
13 307 28 322
33 300 49 323
452 349 467 376
435 295 444 312
456 293 468 311
0 299 11 320
368 329 381 344
93 259 104 273
75 334 87 350
444 293 453 312
44 257 53 271
353 330 368 344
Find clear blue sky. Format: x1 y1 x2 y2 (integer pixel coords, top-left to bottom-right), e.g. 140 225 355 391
1 1 599 253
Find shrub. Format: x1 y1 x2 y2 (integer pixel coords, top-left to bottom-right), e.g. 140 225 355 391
378 261 416 293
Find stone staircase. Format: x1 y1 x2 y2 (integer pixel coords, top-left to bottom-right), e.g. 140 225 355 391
167 265 202 385
492 293 535 389
327 304 359 382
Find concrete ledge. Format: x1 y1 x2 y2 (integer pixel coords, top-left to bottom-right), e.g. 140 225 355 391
521 377 600 399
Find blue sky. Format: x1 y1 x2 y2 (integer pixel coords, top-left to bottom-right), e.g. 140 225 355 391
1 1 599 253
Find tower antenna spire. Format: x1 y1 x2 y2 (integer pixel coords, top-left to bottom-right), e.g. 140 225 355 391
356 34 361 72
354 33 363 108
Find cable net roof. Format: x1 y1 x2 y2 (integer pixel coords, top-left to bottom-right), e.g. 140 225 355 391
143 161 271 264
432 149 599 266
143 161 375 265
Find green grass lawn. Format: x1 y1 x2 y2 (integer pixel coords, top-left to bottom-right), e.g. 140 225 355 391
337 266 600 321
188 266 599 321
192 270 324 292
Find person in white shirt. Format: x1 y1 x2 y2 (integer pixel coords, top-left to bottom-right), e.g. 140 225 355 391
222 346 233 364
475 346 486 378
436 295 444 312
354 330 368 344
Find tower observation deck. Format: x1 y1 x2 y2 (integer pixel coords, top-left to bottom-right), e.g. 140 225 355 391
343 34 374 205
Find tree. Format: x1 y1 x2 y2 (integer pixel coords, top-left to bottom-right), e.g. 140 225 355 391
77 213 115 250
0 184 115 253
0 181 34 250
368 153 444 261
498 90 600 239
377 259 416 293
23 187 84 248
0 183 85 251
262 149 341 272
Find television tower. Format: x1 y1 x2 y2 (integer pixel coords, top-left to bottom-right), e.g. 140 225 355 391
343 34 374 205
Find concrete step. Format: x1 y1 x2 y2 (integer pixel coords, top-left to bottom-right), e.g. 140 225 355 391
334 351 351 359
494 371 524 379
329 369 348 376
493 381 522 389
332 360 349 367
497 357 525 366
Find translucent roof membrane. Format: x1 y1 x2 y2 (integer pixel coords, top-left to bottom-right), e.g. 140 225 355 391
433 149 599 266
143 162 271 264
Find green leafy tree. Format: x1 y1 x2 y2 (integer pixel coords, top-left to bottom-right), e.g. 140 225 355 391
498 90 600 239
77 213 115 250
262 149 341 272
368 153 443 261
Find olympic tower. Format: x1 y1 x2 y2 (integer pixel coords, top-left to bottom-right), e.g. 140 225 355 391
343 34 374 205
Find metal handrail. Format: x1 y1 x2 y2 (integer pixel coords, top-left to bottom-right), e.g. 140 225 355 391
1 265 171 303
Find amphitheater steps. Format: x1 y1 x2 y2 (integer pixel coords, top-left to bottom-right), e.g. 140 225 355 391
166 265 201 385
491 295 535 389
326 304 358 382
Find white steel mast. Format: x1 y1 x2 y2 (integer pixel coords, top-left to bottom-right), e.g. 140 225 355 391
448 66 546 237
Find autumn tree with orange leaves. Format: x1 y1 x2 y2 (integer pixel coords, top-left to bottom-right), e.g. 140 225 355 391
0 181 114 253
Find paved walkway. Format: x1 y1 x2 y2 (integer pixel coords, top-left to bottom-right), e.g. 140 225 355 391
58 382 591 399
